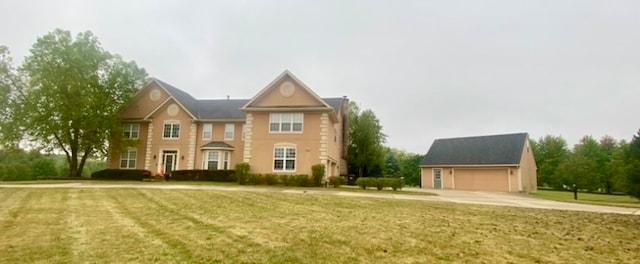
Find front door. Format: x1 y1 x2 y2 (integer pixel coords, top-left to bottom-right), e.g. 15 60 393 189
162 151 177 175
433 168 442 189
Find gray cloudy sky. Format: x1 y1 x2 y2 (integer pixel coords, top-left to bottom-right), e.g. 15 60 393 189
2 0 639 153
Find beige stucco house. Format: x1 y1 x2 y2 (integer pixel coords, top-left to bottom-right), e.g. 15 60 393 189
420 133 537 193
109 70 349 179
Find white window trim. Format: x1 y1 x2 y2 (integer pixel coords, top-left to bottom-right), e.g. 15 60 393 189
163 121 181 140
123 123 140 139
120 148 137 169
202 123 212 140
224 123 235 141
269 113 304 134
273 144 297 172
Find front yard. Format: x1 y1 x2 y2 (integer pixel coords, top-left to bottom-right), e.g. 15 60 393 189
0 188 638 263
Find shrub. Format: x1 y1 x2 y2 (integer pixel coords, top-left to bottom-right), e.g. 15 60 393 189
170 170 236 182
356 177 368 189
328 176 345 188
355 177 403 191
311 164 325 187
387 178 404 191
280 174 293 186
235 162 251 185
247 174 266 185
293 174 310 187
265 174 279 185
91 169 151 181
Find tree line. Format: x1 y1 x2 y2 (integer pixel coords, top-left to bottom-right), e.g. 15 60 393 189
531 131 640 198
0 149 105 180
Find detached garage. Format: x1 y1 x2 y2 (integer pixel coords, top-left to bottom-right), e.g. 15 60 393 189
420 133 537 193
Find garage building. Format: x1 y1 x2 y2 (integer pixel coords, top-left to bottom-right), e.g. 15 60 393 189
420 133 537 193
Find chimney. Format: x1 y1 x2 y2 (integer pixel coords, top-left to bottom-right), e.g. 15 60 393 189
227 95 230 100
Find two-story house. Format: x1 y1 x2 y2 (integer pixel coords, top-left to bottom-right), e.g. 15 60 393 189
108 70 349 179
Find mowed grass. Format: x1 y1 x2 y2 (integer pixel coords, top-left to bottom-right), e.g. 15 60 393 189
532 190 640 208
0 188 638 263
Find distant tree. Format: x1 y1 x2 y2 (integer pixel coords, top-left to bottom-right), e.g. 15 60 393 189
347 102 386 180
566 136 608 192
556 154 597 191
532 135 570 188
598 135 617 193
6 29 147 178
399 153 423 186
31 157 58 178
610 140 630 193
627 130 640 199
383 148 401 177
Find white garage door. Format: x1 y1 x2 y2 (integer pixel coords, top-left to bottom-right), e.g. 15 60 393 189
454 169 509 192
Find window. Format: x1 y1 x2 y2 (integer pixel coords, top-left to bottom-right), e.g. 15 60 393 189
270 113 303 133
204 150 231 170
205 151 219 170
223 152 230 170
123 123 139 139
163 122 180 139
203 123 212 140
241 124 246 141
274 146 296 171
120 149 137 169
225 123 234 140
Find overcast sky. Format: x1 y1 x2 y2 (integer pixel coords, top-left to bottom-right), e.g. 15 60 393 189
2 0 639 153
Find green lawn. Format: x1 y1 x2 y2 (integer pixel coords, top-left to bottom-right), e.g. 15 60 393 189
531 190 640 208
0 188 638 263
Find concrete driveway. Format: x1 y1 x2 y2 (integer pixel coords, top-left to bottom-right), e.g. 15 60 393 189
1 183 639 215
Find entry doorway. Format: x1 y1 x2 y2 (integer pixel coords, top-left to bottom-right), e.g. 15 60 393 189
162 150 178 175
433 168 442 189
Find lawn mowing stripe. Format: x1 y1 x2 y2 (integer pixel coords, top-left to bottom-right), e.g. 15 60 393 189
0 189 35 234
66 189 93 263
0 190 74 263
104 189 201 263
136 190 267 249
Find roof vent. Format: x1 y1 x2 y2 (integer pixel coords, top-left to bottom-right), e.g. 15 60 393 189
227 95 230 100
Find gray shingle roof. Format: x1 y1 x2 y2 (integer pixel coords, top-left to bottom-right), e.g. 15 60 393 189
421 133 528 166
152 78 344 120
323 97 344 113
197 99 248 120
201 141 235 149
154 79 199 117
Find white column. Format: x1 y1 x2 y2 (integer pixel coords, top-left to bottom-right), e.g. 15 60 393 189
187 122 197 169
144 122 154 170
243 113 253 163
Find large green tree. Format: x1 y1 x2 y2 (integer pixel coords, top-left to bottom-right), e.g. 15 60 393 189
7 29 147 177
0 46 23 148
347 102 386 181
531 135 570 188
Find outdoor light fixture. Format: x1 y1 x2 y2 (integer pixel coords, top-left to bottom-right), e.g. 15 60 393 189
153 155 156 159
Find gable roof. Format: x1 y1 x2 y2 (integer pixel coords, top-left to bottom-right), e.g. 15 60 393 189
152 78 199 119
140 75 345 121
242 70 333 110
421 133 529 166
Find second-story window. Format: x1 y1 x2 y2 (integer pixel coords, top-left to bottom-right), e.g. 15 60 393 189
123 123 139 139
270 113 303 133
203 123 212 140
224 123 234 140
163 122 180 139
